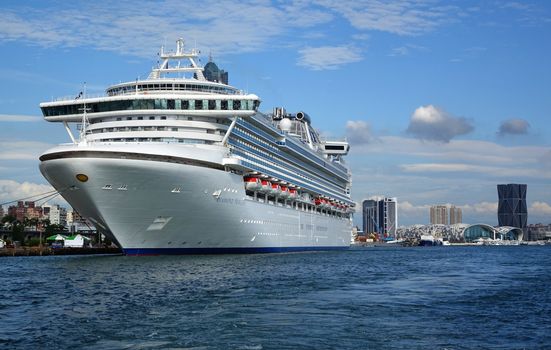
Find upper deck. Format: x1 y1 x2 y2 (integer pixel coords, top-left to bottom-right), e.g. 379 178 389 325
40 39 260 122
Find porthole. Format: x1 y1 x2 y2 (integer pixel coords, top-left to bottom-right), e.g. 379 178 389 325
76 174 88 182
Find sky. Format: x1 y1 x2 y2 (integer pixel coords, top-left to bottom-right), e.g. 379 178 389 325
0 0 550 226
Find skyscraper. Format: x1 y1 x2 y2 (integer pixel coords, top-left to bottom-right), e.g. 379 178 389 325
362 197 398 238
449 206 462 225
497 184 527 230
430 205 448 225
362 199 378 235
380 197 398 238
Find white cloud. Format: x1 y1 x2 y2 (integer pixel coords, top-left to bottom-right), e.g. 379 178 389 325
357 136 549 165
349 135 551 174
406 105 474 142
297 45 363 70
0 1 332 58
529 201 551 215
0 1 459 60
461 201 498 214
316 0 458 35
502 2 532 11
390 46 409 56
0 114 41 122
346 120 373 145
0 0 463 73
399 201 430 215
0 141 53 160
389 44 427 56
352 33 370 41
498 118 530 136
399 163 551 178
0 179 56 207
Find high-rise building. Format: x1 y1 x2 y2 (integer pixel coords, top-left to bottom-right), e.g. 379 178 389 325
0 205 4 218
430 205 448 225
380 197 398 238
497 184 527 230
362 200 378 235
449 206 462 225
362 197 398 238
48 204 67 226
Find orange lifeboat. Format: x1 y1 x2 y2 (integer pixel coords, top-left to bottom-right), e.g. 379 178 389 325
280 185 290 199
244 177 261 191
260 180 271 192
270 183 281 196
288 188 298 199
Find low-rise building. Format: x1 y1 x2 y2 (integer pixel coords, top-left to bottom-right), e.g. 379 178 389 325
527 223 551 241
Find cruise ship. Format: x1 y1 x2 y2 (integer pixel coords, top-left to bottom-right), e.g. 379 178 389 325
39 39 354 255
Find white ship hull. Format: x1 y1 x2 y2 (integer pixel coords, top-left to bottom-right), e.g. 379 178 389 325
39 147 352 255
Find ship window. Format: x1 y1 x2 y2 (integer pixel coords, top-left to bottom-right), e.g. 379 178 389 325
233 100 241 110
132 99 154 110
171 128 178 131
116 118 122 121
157 127 166 131
149 116 155 120
155 99 167 109
181 100 189 110
138 116 143 120
253 100 260 110
167 99 175 110
187 117 193 121
126 117 132 120
161 116 166 120
194 100 203 110
221 100 228 110
208 100 216 110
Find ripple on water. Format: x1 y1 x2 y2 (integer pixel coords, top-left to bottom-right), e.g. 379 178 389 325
1 247 551 349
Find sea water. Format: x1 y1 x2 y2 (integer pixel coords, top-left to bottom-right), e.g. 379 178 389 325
1 246 550 349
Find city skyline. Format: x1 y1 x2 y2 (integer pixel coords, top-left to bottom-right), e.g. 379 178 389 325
0 1 550 226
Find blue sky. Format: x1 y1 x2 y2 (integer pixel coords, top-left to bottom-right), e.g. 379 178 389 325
0 0 550 226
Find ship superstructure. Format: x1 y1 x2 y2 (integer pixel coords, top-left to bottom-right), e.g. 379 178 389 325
39 39 354 254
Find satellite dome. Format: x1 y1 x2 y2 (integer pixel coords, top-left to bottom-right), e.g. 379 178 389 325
279 118 292 132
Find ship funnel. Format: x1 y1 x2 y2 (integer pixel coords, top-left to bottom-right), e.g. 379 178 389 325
295 111 311 123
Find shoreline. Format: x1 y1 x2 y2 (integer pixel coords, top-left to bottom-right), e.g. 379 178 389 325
0 246 122 257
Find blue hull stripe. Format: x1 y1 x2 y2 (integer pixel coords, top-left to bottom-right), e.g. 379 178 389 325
123 246 349 256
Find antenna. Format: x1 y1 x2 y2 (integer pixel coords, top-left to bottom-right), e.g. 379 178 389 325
78 82 91 144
